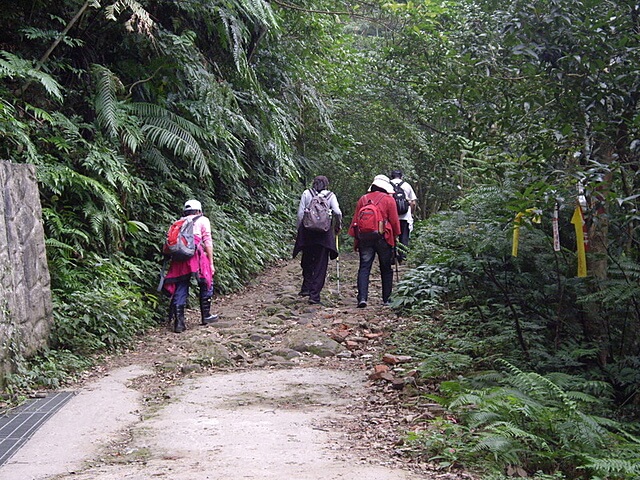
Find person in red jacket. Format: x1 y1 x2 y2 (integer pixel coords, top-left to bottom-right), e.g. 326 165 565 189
348 175 401 307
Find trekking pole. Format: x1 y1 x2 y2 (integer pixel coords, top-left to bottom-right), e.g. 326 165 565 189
157 258 168 292
393 246 399 282
336 234 340 295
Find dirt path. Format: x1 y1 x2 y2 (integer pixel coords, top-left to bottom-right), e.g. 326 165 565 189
0 252 473 480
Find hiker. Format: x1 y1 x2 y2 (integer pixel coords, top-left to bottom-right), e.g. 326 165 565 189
348 174 401 308
389 169 417 264
293 175 342 305
162 199 218 333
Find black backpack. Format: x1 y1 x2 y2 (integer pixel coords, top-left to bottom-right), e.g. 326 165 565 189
392 181 409 215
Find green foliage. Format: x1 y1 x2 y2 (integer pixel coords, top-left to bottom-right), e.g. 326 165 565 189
0 50 63 101
4 349 92 394
2 6 640 480
393 168 640 470
409 362 640 478
50 253 158 354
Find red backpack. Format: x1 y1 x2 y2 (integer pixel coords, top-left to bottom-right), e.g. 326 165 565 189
163 214 202 261
355 194 385 243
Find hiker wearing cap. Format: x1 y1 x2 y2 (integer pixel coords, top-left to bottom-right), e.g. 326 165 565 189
389 169 417 264
162 199 218 333
348 175 401 308
293 175 342 305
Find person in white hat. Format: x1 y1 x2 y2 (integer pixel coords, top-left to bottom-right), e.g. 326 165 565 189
161 199 218 332
348 175 401 307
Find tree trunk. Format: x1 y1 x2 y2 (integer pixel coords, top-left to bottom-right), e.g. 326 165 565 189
582 147 613 366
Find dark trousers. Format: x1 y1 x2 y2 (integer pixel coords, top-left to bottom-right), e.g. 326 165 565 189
357 238 393 304
397 219 410 261
171 277 213 307
300 244 330 302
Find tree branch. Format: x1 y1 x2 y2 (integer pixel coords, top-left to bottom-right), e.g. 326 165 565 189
126 66 164 99
19 0 94 98
36 0 93 72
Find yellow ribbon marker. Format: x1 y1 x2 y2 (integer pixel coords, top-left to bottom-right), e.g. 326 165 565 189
571 205 588 277
512 212 524 257
512 208 542 257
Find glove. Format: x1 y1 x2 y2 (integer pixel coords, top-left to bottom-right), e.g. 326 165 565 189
333 214 343 234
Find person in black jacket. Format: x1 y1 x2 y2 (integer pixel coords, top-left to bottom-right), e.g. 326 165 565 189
292 176 342 305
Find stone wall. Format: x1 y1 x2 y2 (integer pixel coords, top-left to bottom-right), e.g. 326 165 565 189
0 161 53 385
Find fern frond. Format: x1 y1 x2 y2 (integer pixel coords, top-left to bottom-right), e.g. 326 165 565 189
38 163 122 214
127 102 210 140
466 410 502 428
0 50 63 101
45 238 80 255
140 147 172 177
93 65 124 139
473 434 516 456
141 120 209 177
581 456 640 476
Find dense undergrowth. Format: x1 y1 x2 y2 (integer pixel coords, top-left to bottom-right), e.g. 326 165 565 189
392 185 640 479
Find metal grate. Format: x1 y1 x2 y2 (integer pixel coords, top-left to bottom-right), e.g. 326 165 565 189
0 391 75 467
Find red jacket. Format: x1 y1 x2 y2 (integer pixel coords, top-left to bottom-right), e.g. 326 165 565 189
348 191 401 249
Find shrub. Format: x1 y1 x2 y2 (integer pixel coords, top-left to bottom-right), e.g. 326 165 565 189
50 253 157 354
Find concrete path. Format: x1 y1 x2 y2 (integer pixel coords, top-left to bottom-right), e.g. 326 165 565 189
1 366 423 480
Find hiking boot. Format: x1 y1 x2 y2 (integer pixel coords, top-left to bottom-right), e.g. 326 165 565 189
308 298 323 305
202 314 219 324
167 302 177 325
357 300 367 308
298 290 310 297
200 297 219 325
174 305 186 333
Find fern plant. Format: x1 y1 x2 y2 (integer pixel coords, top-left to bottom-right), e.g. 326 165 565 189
0 50 63 101
412 361 640 479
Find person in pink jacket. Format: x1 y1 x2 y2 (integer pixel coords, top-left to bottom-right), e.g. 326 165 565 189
162 199 218 333
348 175 401 308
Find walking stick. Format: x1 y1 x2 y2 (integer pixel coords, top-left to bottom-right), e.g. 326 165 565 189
336 233 340 295
393 246 399 282
157 258 168 292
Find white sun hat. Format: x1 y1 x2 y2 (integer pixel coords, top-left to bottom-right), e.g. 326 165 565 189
368 174 394 194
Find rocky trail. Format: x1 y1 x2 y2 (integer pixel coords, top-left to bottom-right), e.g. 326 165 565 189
0 251 475 480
